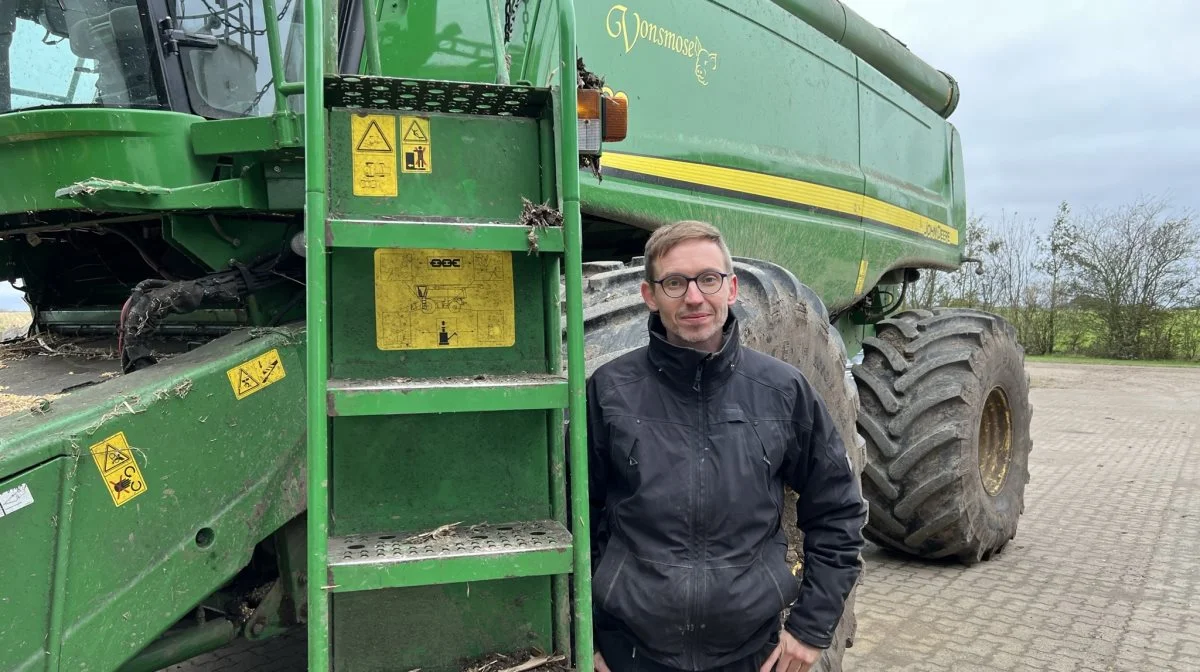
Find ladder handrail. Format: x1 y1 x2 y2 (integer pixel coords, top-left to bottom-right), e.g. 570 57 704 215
487 0 511 85
553 3 593 672
302 0 330 664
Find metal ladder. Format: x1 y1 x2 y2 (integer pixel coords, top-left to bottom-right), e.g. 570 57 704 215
301 1 592 669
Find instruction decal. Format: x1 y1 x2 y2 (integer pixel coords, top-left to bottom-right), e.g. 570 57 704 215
351 114 398 197
0 483 34 519
400 116 432 173
374 249 515 350
89 431 147 507
226 348 287 400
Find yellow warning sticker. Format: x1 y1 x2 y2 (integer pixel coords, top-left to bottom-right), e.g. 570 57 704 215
89 431 147 507
854 259 869 295
374 249 515 350
227 348 287 400
351 114 397 197
400 116 431 173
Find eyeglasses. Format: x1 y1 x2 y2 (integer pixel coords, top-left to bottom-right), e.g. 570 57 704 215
652 271 729 298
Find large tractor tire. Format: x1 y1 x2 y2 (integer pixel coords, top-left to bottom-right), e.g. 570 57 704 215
577 257 866 672
851 307 1033 565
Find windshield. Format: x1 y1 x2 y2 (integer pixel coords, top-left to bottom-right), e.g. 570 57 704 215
172 0 303 117
0 0 163 112
0 0 302 117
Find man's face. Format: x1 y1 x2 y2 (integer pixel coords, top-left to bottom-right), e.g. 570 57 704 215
640 238 738 352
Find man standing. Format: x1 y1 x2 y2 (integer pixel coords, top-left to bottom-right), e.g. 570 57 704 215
585 221 867 672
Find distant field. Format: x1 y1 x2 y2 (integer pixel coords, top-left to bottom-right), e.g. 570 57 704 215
1027 354 1200 368
0 311 30 331
0 311 35 417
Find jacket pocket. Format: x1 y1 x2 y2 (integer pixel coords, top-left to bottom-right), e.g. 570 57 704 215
762 541 801 612
599 548 690 660
620 437 640 485
698 554 791 657
749 421 785 522
593 540 630 614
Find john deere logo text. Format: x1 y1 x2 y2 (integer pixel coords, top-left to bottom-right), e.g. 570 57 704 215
606 4 718 86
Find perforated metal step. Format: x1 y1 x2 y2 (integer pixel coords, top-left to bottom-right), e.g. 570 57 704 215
327 373 568 416
327 520 573 592
325 75 550 117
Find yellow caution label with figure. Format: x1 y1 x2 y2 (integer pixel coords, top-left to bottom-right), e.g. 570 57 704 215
351 114 398 197
89 431 147 507
400 116 432 173
374 249 515 350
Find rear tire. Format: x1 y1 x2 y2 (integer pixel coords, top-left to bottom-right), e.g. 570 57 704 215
577 257 864 672
852 307 1033 564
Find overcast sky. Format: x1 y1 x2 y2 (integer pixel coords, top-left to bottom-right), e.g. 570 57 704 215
848 0 1200 228
3 1 1197 310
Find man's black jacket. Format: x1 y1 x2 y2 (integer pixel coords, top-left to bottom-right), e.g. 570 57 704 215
586 312 867 670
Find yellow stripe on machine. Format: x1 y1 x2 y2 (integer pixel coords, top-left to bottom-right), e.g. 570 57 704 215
600 152 960 246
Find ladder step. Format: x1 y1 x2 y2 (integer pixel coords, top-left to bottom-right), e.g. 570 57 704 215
326 218 564 252
327 520 573 593
324 75 550 118
327 374 568 416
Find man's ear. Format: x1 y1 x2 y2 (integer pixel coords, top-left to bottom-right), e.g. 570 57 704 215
640 280 658 312
726 273 738 305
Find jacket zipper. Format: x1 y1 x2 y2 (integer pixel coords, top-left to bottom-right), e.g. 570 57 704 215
690 359 706 669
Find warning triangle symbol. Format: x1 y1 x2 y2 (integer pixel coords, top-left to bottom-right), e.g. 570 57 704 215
356 121 393 152
102 443 130 472
237 368 261 395
403 120 428 143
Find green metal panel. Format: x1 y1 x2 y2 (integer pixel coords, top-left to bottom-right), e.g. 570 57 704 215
328 248 553 380
569 0 965 311
0 458 67 670
0 110 211 218
0 328 307 672
164 215 298 272
329 411 553 536
330 578 555 672
325 112 545 220
857 63 955 224
189 116 305 156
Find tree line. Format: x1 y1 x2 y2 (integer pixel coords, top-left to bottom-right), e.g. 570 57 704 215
908 195 1200 361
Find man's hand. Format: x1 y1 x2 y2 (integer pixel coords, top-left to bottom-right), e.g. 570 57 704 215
759 630 821 672
594 651 611 672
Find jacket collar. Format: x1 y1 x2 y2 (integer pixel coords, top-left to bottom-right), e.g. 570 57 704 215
646 311 742 393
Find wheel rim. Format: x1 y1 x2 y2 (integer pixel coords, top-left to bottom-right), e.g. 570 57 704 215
978 386 1013 496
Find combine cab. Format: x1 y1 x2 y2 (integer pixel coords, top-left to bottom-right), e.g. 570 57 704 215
0 1 1031 670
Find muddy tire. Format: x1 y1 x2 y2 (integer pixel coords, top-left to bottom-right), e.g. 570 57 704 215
576 257 865 672
852 307 1033 565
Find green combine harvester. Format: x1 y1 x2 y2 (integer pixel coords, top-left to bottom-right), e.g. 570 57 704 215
0 0 1033 670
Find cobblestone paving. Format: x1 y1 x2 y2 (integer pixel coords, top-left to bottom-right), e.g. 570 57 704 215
159 630 307 671
844 362 1200 672
166 362 1200 671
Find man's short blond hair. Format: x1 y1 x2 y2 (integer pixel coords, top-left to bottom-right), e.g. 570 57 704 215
643 220 733 283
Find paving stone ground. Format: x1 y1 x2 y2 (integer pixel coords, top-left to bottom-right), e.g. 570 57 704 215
844 362 1200 672
165 361 1200 671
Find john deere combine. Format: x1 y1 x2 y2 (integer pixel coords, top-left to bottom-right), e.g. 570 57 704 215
0 0 1032 670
